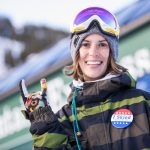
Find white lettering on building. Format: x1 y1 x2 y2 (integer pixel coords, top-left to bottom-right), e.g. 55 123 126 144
0 77 70 139
120 48 150 79
47 77 71 113
0 106 29 139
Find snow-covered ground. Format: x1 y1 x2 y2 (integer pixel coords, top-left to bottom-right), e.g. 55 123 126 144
0 36 24 79
0 36 71 95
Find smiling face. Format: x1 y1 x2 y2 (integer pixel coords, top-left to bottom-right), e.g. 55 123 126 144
78 33 110 81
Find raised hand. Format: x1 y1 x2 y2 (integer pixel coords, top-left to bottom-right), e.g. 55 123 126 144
19 78 48 112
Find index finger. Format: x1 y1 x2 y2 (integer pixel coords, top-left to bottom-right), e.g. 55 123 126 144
19 79 29 104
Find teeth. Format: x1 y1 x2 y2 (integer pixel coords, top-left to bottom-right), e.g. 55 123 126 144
86 61 101 65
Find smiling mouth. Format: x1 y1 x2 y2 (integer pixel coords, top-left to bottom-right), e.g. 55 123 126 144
85 61 103 65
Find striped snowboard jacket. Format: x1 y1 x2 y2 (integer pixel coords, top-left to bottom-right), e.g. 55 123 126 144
29 72 150 150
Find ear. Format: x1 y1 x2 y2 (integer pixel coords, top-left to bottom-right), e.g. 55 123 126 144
19 79 29 104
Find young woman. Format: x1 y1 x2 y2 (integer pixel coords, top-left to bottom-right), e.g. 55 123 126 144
20 7 150 150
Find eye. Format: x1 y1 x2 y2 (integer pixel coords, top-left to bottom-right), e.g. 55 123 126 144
81 42 90 48
99 42 109 48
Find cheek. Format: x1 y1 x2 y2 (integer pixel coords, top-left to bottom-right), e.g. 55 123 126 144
78 50 87 67
100 49 110 59
79 49 87 59
78 58 84 68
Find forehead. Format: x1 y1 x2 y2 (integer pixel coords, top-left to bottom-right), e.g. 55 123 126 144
83 33 106 41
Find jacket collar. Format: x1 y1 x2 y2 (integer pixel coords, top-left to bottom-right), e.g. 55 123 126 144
72 73 120 89
69 72 136 105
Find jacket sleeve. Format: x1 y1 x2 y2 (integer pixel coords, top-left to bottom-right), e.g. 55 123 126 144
29 105 75 150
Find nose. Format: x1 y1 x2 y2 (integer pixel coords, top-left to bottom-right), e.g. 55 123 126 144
89 44 98 56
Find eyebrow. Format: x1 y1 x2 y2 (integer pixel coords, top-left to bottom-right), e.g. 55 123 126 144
83 39 107 43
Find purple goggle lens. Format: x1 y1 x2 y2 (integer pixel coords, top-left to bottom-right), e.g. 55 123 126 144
74 7 118 30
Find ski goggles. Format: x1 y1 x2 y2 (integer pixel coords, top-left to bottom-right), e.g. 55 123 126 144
70 7 120 38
